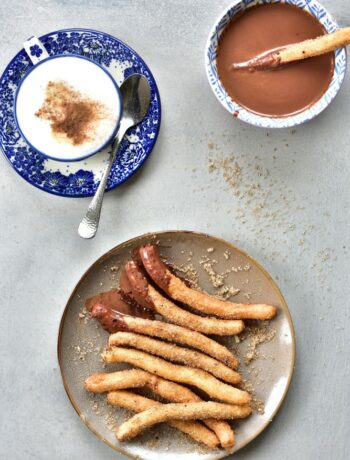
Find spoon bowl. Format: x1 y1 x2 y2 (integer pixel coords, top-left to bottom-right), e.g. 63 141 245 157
121 74 151 126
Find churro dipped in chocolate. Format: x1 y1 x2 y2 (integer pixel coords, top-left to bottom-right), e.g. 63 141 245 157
138 244 276 320
91 305 238 367
232 27 350 70
124 260 245 335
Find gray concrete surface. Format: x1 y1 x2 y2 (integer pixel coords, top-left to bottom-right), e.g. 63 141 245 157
0 1 349 459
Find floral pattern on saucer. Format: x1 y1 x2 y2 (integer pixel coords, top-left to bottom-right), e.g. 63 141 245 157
206 0 347 128
0 29 161 197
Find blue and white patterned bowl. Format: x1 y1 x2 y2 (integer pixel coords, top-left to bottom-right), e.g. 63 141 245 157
205 0 347 129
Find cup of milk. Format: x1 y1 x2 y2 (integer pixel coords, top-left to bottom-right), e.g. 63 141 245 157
14 36 122 161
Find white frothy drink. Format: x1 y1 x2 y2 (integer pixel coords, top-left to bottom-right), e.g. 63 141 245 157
15 56 121 161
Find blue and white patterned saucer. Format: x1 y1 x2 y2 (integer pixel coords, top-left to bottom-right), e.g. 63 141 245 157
0 29 161 197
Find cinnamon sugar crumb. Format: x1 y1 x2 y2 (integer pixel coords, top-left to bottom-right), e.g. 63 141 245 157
216 285 240 300
36 80 111 145
199 254 240 295
240 379 265 415
202 261 225 288
171 262 199 287
77 306 90 325
239 322 276 364
208 155 242 189
146 435 161 449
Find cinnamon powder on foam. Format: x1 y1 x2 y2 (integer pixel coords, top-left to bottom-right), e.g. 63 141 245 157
35 81 110 146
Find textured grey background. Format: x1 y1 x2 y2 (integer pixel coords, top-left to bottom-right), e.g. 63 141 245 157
0 1 349 459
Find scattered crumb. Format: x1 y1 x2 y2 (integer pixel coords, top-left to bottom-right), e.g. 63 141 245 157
146 436 161 449
231 263 251 273
77 306 89 325
104 410 118 432
209 155 242 189
216 285 240 300
238 322 276 364
171 262 199 287
240 379 265 415
70 337 102 362
201 260 225 288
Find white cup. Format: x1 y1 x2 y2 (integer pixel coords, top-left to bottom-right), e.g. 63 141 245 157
15 36 122 161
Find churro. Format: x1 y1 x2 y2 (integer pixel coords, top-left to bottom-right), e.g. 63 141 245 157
139 244 276 320
231 27 350 70
109 332 241 384
102 347 251 405
85 369 234 448
125 260 244 335
105 313 238 368
107 390 220 448
116 401 252 441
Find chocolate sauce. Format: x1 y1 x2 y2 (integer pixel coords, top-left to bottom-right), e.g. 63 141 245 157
216 3 334 117
122 263 154 309
90 304 129 333
85 288 154 319
139 245 171 292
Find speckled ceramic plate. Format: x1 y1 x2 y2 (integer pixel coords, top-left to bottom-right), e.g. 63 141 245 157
0 28 161 197
58 231 295 459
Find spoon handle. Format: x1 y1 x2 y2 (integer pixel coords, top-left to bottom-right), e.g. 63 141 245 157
78 124 127 239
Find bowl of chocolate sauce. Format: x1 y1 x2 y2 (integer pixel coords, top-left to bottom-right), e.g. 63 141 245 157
206 0 347 128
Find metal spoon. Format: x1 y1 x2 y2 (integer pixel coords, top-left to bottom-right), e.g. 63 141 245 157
78 74 151 239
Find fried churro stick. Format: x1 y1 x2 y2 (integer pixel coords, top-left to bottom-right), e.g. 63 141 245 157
125 260 244 335
103 312 238 368
231 27 350 70
102 347 251 405
85 369 234 448
139 244 277 320
116 401 252 441
107 390 220 448
149 285 244 334
109 332 241 384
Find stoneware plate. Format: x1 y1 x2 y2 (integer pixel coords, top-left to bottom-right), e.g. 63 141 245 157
58 231 295 459
0 28 161 197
